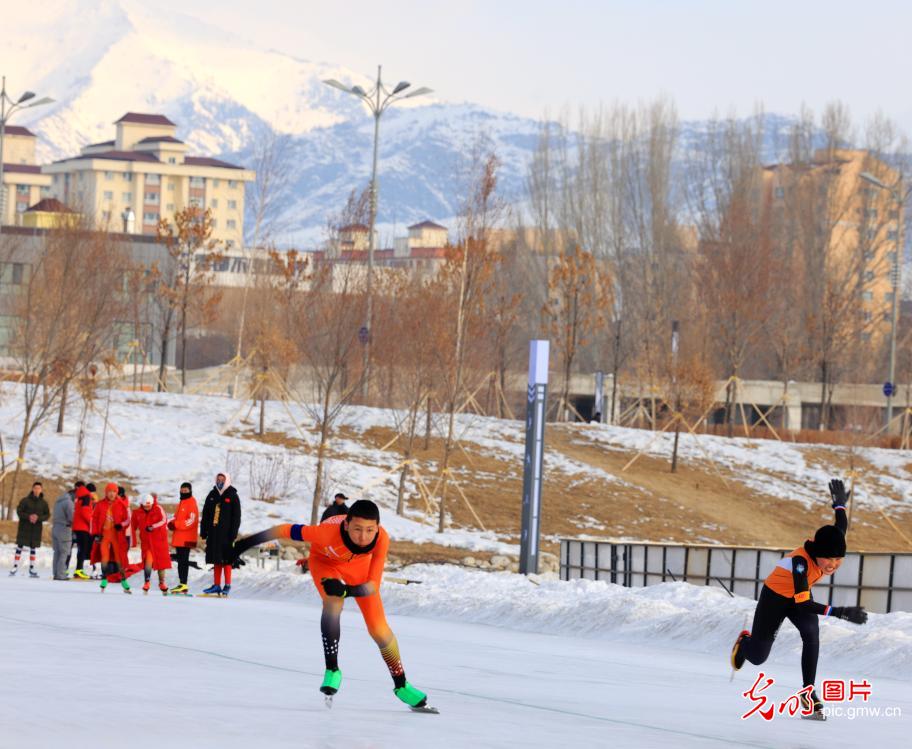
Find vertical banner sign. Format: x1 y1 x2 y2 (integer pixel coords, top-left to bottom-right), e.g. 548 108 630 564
520 340 549 575
594 370 604 422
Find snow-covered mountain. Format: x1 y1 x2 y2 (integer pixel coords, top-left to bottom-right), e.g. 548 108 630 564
2 0 541 245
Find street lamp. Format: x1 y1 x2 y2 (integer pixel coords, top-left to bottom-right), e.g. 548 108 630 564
0 76 54 236
859 170 911 430
323 67 431 398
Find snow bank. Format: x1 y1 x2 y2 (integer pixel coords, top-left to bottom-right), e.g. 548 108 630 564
235 561 912 681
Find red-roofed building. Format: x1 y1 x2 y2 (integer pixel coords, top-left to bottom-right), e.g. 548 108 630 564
1 124 52 226
42 113 254 246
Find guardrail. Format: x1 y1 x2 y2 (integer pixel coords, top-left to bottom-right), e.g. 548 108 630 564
559 538 912 614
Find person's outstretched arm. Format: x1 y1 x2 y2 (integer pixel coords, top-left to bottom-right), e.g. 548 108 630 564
232 523 328 558
828 479 849 534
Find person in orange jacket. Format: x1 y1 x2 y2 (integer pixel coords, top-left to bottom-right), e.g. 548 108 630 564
731 479 868 719
168 481 199 595
132 494 172 594
232 500 431 711
91 482 131 593
72 485 94 579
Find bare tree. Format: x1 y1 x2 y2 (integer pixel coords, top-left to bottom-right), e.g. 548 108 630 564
2 226 128 517
154 206 223 392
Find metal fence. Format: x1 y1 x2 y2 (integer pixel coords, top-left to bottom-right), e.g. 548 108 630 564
559 538 912 614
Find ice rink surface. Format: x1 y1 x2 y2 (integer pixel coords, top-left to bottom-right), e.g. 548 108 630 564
2 574 909 749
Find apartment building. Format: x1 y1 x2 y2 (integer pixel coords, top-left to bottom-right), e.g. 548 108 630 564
0 125 53 226
42 113 254 246
762 148 902 343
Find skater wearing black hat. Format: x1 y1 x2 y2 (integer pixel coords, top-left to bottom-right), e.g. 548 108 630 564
730 478 868 719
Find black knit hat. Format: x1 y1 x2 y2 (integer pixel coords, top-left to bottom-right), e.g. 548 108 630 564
805 525 846 560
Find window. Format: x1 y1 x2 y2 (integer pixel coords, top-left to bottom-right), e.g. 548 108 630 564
190 177 204 187
884 310 892 321
210 198 218 209
227 199 237 210
862 290 874 301
189 197 202 208
863 310 873 322
103 190 114 201
105 171 114 180
143 212 158 223
123 173 133 182
228 180 237 189
210 219 218 228
886 292 895 303
774 187 784 199
16 184 29 195
865 227 877 241
144 192 158 203
167 182 175 191
226 219 237 229
864 270 874 282
861 332 872 342
166 203 175 211
168 157 176 164
212 179 220 187
122 192 133 202
888 229 898 241
864 208 877 220
146 173 160 185
863 249 874 261
10 263 24 285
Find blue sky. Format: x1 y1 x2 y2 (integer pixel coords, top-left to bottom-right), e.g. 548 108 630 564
159 0 912 130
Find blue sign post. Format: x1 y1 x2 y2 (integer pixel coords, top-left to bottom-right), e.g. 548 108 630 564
520 340 549 575
884 381 895 398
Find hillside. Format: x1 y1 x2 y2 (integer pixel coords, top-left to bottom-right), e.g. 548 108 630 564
2 384 910 564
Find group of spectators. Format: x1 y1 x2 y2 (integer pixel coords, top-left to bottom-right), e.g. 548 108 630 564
9 471 241 595
9 475 351 596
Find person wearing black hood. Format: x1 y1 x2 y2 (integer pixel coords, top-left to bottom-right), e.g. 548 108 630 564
200 472 241 596
731 478 868 719
321 492 349 523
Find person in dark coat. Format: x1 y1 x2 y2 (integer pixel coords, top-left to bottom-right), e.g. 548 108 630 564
10 483 50 578
321 492 349 523
200 471 241 596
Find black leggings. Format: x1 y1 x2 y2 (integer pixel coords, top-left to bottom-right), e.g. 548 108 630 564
175 547 191 585
74 531 93 570
741 585 820 687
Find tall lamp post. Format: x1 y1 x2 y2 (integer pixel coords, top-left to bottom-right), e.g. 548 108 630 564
0 76 53 236
859 170 911 430
323 67 431 399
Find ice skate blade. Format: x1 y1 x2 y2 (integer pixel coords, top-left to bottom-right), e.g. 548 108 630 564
801 712 826 721
324 696 333 709
409 705 439 714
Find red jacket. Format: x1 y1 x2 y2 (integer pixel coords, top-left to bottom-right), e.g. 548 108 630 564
170 496 199 548
72 488 93 533
131 502 172 570
90 497 130 567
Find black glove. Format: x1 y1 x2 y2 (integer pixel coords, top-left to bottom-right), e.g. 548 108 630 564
321 578 350 598
832 606 868 624
828 479 850 509
145 525 154 533
114 523 124 531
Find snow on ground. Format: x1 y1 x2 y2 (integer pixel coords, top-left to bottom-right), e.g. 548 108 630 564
0 385 517 554
573 421 912 511
2 383 911 554
2 557 910 748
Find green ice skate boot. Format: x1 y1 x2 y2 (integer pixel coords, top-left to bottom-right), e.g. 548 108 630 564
320 669 342 696
394 681 428 708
